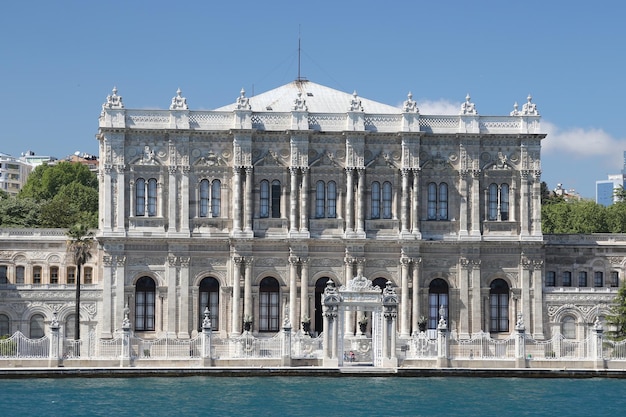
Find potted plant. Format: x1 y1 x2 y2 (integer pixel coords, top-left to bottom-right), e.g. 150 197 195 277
243 315 253 332
301 314 311 335
418 316 428 332
358 314 368 335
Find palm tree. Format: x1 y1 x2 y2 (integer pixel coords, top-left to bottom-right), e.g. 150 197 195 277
66 223 94 341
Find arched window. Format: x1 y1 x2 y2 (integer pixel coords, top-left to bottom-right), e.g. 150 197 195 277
0 314 10 336
259 277 280 332
199 179 209 217
135 277 156 331
489 279 509 333
211 180 221 217
488 183 498 220
428 279 448 329
29 314 45 339
371 181 381 219
562 316 576 339
594 271 604 287
438 183 448 220
427 182 448 220
147 178 157 216
427 183 437 220
65 314 76 340
500 183 509 220
136 178 146 216
578 271 587 287
314 277 331 335
15 266 24 284
260 180 281 218
199 179 221 218
50 266 59 284
562 271 572 287
382 181 392 219
327 181 337 218
316 181 326 218
372 277 388 291
199 277 219 331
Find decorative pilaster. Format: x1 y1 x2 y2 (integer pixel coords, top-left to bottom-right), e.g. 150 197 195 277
168 165 178 233
115 165 126 234
411 169 421 237
470 169 481 236
459 170 469 237
178 256 190 339
355 168 365 235
231 256 243 334
289 168 299 235
243 257 254 325
400 255 411 337
288 254 299 330
400 169 410 235
166 254 178 338
520 170 531 237
101 255 114 338
180 166 190 234
411 257 422 334
232 167 242 234
300 168 309 233
345 168 354 233
244 167 254 234
300 258 310 324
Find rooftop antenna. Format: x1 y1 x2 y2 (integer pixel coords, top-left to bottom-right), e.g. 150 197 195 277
297 25 306 82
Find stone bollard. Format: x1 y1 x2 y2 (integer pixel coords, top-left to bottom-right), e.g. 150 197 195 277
282 315 292 367
48 312 61 368
120 304 132 367
201 307 213 367
515 313 527 368
436 309 449 368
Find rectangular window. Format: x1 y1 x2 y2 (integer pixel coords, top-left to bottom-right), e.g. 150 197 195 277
0 266 7 284
545 271 556 287
50 266 59 284
594 271 603 287
578 271 587 287
67 267 76 284
259 292 279 332
16 266 24 284
33 266 42 284
562 271 571 287
84 267 93 284
611 271 619 287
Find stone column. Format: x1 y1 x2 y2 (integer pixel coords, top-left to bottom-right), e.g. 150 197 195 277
459 258 471 339
521 258 532 335
129 178 135 217
116 165 126 233
244 257 254 325
411 169 420 236
592 318 605 369
231 257 242 334
470 260 483 335
282 319 292 367
121 305 131 367
514 314 527 368
180 167 190 233
103 166 112 231
459 171 469 236
345 168 354 232
400 169 410 234
168 166 178 232
437 309 449 368
178 257 190 339
300 258 309 324
289 255 299 331
48 313 60 368
470 170 481 236
289 168 298 234
115 256 126 336
166 255 178 338
400 255 410 337
411 258 421 334
101 256 113 338
300 168 309 233
344 255 354 336
356 168 365 234
244 167 253 233
232 167 242 233
520 171 530 236
532 172 542 236
532 266 545 339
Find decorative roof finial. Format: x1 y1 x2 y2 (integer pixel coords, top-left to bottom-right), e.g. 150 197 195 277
170 88 188 110
236 88 251 110
349 90 363 112
102 86 124 111
292 91 308 111
510 101 520 116
460 93 477 115
403 91 419 113
521 94 539 115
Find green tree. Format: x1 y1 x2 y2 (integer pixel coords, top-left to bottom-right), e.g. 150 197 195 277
606 202 626 233
614 185 626 203
0 196 40 227
39 183 98 228
606 283 626 341
66 223 94 341
19 162 97 202
542 200 608 234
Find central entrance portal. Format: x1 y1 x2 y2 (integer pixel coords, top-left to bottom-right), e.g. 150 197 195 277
321 274 398 368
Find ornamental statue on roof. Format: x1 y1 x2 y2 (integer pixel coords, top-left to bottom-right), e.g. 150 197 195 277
170 88 188 110
403 92 419 113
292 91 308 111
236 88 251 110
460 93 477 115
349 91 364 112
510 102 520 116
102 86 124 111
521 94 539 116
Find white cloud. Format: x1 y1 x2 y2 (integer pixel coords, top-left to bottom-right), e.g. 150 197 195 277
542 121 626 167
418 99 460 115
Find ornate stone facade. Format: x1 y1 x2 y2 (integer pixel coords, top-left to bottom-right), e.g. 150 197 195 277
0 81 621 347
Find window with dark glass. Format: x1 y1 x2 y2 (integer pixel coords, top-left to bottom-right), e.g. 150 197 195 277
199 277 219 331
594 271 603 287
211 180 221 217
611 271 619 287
260 180 269 218
562 316 576 339
65 314 76 339
327 181 337 218
489 279 509 333
545 271 556 287
259 277 280 332
136 178 146 216
488 183 510 221
427 182 448 220
67 266 75 284
50 266 59 284
33 266 42 284
578 271 587 287
371 181 381 219
16 266 24 284
316 181 326 218
260 180 281 218
500 183 510 220
147 178 157 216
0 314 10 336
199 179 221 218
0 266 7 284
428 279 448 329
84 267 93 284
135 276 156 331
29 314 45 338
562 271 572 287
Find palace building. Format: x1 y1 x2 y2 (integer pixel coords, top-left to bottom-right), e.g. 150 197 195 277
0 81 624 367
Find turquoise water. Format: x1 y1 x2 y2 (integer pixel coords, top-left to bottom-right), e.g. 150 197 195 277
1 376 624 416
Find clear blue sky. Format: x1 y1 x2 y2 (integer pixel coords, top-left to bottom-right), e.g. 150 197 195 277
1 0 624 198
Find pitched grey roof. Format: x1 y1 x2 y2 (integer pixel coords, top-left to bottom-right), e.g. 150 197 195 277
215 80 401 114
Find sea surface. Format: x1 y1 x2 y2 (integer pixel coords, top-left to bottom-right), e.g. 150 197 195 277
1 375 624 416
